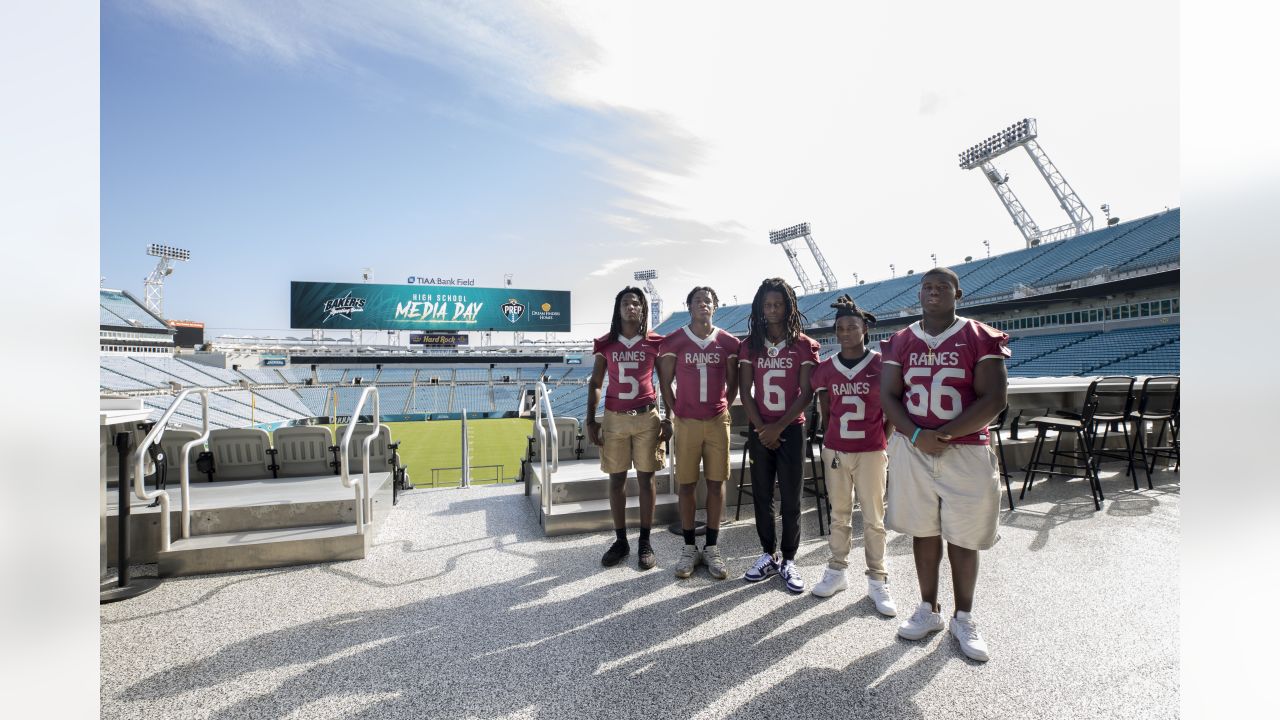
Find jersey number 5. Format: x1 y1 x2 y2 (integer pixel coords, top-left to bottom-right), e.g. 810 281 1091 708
902 367 963 420
617 362 640 400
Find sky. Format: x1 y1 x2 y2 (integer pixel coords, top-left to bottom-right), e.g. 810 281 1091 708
101 0 1179 342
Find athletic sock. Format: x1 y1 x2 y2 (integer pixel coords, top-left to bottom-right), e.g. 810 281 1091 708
638 527 651 546
682 528 696 546
614 528 627 544
705 528 719 547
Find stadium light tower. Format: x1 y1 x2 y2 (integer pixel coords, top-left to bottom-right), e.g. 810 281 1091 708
143 244 190 317
958 118 1094 248
634 269 663 328
889 264 896 279
768 222 839 294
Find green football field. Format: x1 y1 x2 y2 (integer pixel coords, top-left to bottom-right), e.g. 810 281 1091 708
324 418 534 487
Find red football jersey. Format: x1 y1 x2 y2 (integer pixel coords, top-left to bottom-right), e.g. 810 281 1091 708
738 333 821 426
658 326 741 420
880 317 1011 445
593 332 663 412
812 351 887 453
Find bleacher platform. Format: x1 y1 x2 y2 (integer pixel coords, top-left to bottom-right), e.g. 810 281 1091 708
655 209 1180 334
411 385 451 414
237 367 285 385
100 289 167 329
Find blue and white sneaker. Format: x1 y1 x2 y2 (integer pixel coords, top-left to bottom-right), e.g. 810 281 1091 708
779 560 805 593
743 552 780 582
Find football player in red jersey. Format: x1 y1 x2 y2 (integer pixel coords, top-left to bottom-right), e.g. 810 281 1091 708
880 267 1010 662
808 295 897 616
657 286 741 580
738 278 821 593
587 287 670 570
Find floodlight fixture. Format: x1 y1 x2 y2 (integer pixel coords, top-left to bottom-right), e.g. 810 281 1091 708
633 269 663 326
851 272 859 285
889 264 896 278
958 118 1093 248
983 239 991 258
957 118 1037 170
147 243 191 261
766 222 838 293
930 253 937 267
768 222 811 245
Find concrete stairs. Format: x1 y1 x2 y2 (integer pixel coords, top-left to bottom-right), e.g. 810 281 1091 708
528 459 680 536
107 472 394 576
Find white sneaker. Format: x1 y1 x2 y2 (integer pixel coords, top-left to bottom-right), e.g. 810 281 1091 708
703 545 729 580
674 544 701 579
897 601 945 640
949 611 990 662
811 567 848 598
868 579 897 617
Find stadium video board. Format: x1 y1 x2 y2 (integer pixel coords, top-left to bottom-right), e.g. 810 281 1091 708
290 281 571 332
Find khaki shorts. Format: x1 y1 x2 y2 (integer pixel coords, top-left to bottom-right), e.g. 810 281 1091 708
673 411 731 485
600 409 666 474
884 432 1001 551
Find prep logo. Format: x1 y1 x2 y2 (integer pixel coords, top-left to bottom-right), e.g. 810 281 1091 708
501 298 526 324
541 302 552 312
322 292 366 322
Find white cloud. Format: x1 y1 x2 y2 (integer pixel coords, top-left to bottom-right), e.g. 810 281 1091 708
130 0 1180 333
588 257 640 277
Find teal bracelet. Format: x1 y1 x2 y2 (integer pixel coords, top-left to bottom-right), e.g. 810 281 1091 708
910 427 922 445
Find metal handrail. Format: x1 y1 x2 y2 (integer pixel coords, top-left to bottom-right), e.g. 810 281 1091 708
338 386 381 535
132 388 210 553
532 382 559 516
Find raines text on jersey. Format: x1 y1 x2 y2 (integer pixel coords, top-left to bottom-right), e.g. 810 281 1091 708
908 351 960 366
756 357 794 369
612 350 647 363
830 381 871 395
684 352 721 366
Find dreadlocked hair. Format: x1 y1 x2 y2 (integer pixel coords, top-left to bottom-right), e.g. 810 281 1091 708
830 293 877 328
608 286 649 344
746 277 805 352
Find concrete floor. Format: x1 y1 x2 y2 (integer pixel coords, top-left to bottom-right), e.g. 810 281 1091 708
101 463 1179 720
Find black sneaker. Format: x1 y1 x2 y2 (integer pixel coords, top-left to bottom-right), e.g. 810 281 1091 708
637 543 657 570
601 539 630 567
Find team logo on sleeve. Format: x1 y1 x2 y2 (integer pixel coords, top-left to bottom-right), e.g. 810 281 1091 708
501 298 526 324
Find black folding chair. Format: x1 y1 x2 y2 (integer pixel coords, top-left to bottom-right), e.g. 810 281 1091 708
988 405 1014 510
1127 376 1180 488
733 430 753 522
803 414 831 536
1020 381 1104 510
1089 377 1140 481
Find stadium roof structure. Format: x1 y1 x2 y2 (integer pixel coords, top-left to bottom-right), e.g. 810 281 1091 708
656 208 1180 336
100 289 170 331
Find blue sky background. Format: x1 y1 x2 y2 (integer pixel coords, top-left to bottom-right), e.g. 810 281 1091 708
101 1 1180 341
